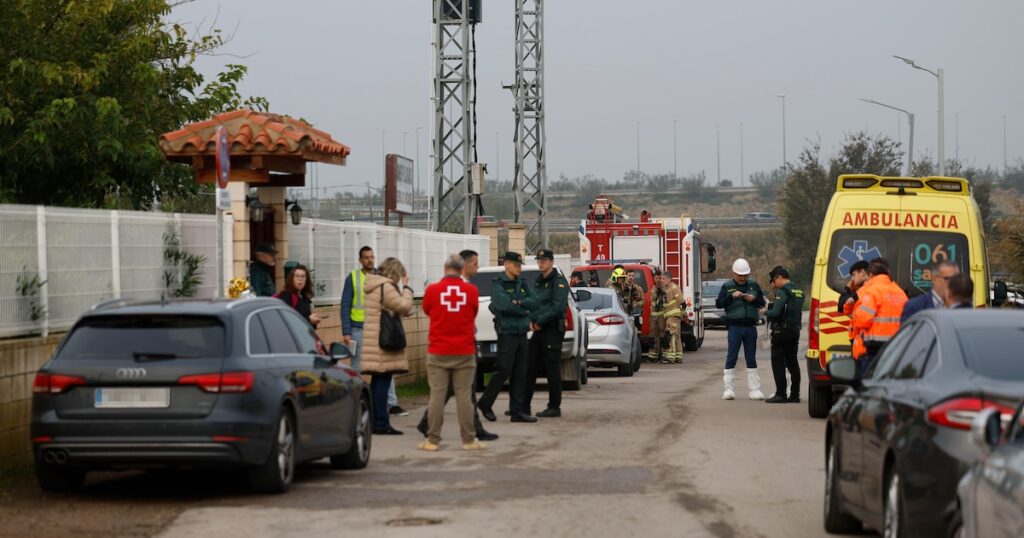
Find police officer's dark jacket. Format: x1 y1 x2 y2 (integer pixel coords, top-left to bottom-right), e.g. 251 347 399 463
765 282 804 331
490 272 534 335
530 269 569 331
715 279 766 327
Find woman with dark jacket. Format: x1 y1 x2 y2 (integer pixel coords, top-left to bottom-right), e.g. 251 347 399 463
274 265 325 328
361 257 415 435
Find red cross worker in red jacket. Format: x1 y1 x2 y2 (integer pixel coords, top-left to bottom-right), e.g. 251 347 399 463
419 254 487 451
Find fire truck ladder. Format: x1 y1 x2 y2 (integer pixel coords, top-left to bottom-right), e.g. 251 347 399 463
507 0 548 251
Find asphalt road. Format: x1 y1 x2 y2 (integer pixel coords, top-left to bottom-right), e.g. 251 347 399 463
1 324 861 538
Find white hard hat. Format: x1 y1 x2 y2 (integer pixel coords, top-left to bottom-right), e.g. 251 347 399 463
732 258 751 276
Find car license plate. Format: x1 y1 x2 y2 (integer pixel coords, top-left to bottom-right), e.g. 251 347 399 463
94 388 170 409
830 352 852 361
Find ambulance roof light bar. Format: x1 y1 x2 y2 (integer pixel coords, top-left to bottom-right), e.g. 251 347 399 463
838 174 968 195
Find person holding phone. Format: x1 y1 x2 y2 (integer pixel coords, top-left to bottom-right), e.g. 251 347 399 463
715 258 766 401
274 264 325 328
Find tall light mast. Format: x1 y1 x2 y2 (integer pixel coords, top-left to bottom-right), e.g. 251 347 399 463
509 0 547 251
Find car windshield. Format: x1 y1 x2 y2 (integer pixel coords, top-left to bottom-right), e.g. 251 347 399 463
469 270 542 297
57 315 226 360
957 326 1024 381
827 229 970 297
575 292 619 311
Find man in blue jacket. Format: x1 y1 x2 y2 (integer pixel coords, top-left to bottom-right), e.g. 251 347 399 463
900 261 959 323
715 258 766 401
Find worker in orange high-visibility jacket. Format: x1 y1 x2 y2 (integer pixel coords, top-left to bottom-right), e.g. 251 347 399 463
851 258 907 374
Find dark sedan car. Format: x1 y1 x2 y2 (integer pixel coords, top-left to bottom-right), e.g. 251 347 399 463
823 309 1024 537
30 298 372 494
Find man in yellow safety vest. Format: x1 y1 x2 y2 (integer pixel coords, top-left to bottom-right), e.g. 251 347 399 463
342 246 376 373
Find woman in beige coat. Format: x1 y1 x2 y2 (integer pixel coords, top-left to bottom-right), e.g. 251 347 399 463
362 257 415 434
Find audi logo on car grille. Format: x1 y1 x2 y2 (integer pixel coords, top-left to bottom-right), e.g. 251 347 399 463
115 368 147 379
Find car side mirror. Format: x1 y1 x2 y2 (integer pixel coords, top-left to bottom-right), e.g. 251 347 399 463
703 243 717 274
827 356 861 388
329 342 351 363
970 407 1003 451
993 281 1009 307
574 289 592 302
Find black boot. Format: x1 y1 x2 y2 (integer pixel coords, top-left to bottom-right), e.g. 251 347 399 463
765 394 788 404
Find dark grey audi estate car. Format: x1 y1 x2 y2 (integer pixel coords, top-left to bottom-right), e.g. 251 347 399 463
30 297 371 494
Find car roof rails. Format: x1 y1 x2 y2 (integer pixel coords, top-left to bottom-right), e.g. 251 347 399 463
89 298 145 311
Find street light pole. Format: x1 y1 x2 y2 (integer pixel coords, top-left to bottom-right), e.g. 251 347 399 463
416 126 423 214
403 130 409 156
716 124 721 186
894 56 945 175
1004 115 1008 178
740 122 744 187
636 122 641 172
673 119 678 178
777 94 787 167
860 98 914 175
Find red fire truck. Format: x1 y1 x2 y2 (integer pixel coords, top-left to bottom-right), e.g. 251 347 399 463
575 196 717 351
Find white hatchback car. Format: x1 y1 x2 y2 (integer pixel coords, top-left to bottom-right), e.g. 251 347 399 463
468 265 588 390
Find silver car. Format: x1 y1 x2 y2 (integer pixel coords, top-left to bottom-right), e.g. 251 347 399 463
575 288 641 377
957 400 1024 538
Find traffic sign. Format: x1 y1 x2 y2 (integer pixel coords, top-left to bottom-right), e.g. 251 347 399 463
215 126 230 189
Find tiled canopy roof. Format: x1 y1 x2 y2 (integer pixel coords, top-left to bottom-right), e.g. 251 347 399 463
159 109 350 165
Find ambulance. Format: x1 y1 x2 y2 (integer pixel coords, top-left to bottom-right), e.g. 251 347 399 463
806 174 991 418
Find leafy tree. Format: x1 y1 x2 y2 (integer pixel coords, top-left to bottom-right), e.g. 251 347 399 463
749 167 787 198
0 0 267 209
779 132 902 281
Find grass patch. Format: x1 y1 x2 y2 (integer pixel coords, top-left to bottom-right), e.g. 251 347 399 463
396 376 430 398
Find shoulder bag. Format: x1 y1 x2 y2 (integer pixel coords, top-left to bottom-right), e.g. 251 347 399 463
379 284 407 351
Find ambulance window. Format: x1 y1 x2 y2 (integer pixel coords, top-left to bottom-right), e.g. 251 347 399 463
827 230 969 297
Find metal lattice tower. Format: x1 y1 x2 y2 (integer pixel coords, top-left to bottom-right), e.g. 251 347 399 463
432 0 478 234
511 0 547 251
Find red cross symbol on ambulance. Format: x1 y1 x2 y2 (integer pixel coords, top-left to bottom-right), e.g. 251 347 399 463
440 285 468 312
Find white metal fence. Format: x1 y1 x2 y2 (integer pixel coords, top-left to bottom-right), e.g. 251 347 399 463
0 205 489 338
287 219 489 303
0 205 228 338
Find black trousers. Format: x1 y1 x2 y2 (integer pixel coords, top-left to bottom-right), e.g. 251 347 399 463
770 328 801 398
479 333 529 415
418 372 486 433
524 327 564 412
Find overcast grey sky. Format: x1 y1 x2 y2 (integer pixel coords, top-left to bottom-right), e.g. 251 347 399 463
174 0 1023 194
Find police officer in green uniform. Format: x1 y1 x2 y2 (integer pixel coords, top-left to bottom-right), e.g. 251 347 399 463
478 251 538 423
249 242 277 296
764 266 804 404
524 249 570 418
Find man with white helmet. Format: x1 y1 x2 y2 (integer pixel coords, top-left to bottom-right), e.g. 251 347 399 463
714 258 767 400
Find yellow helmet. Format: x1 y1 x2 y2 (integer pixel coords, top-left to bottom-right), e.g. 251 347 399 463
611 268 626 279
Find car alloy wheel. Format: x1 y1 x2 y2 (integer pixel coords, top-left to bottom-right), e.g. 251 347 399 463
277 413 295 486
884 471 901 538
356 398 371 463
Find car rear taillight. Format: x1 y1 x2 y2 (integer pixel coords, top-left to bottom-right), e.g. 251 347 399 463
927 397 1015 431
595 315 625 326
32 373 86 394
809 298 820 351
565 307 574 331
177 372 254 393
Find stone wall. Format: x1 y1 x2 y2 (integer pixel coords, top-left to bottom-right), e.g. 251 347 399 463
0 334 64 466
0 303 429 466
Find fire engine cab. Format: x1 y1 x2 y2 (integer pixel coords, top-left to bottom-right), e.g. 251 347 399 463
576 195 717 351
